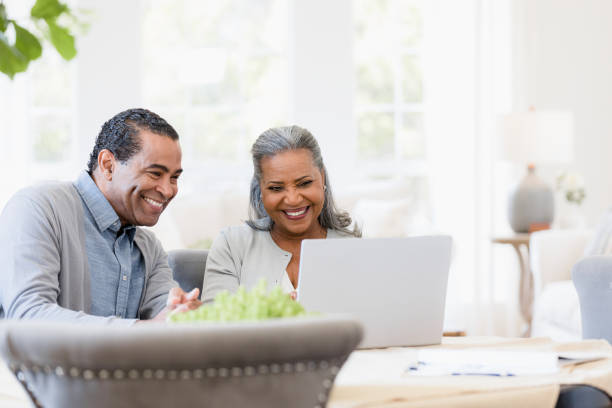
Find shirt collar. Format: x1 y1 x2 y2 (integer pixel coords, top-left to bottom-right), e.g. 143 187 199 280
74 170 123 233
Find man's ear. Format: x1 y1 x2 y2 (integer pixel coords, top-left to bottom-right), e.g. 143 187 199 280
98 149 115 181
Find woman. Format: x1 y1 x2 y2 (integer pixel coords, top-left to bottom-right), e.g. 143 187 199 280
202 125 361 303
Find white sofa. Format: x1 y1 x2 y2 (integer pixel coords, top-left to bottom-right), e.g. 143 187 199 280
149 179 433 251
529 229 592 341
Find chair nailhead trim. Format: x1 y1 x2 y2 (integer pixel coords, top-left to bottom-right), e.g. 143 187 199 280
8 358 342 382
8 358 346 408
11 368 43 408
83 370 95 380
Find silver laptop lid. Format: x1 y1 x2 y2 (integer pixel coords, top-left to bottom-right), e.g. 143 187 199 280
297 236 452 348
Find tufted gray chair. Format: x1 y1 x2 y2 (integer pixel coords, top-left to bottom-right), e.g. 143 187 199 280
0 316 362 408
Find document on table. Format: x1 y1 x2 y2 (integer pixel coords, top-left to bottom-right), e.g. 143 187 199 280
405 349 608 377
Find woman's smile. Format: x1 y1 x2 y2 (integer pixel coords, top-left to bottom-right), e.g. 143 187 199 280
283 206 310 220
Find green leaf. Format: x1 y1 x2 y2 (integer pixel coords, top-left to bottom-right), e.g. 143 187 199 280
0 4 8 33
46 18 76 60
31 0 68 20
0 33 29 79
13 22 42 60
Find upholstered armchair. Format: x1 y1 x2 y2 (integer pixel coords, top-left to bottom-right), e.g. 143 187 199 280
167 249 208 297
572 256 612 343
0 316 362 408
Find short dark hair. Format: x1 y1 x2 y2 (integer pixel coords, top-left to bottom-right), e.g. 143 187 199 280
87 108 179 173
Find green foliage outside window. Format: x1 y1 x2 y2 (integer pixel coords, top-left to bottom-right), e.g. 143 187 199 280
0 0 78 79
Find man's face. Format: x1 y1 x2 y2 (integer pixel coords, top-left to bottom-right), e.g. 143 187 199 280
105 130 182 226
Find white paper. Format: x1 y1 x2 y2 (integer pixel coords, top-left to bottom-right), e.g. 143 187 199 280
407 349 559 376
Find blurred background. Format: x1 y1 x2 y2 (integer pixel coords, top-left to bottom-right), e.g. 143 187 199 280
1 0 611 337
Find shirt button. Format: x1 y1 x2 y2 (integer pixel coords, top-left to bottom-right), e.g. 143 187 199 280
122 275 127 281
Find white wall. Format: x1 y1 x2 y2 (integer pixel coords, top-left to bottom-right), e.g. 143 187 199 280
515 0 612 224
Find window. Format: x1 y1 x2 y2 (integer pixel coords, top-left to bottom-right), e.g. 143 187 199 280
141 0 289 176
28 51 75 169
354 0 425 171
0 0 76 209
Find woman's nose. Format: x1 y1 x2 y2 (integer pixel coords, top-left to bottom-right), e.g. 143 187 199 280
284 187 301 205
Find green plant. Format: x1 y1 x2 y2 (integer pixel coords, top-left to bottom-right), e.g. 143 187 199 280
169 279 310 323
0 0 78 79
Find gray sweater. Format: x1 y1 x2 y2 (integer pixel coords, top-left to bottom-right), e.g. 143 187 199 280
202 224 348 303
0 180 177 325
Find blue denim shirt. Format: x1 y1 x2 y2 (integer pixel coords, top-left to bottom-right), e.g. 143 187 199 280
74 172 145 319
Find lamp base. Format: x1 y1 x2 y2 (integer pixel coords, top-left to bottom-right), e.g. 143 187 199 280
508 165 554 233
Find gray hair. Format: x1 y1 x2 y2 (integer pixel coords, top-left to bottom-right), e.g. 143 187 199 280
246 125 361 237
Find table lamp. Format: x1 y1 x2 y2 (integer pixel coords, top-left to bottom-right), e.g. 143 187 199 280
499 110 574 233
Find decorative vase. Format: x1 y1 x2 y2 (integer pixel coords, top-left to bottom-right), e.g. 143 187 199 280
508 165 554 233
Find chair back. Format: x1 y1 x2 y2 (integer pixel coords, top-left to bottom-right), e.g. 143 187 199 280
167 249 208 298
0 316 362 408
572 256 612 343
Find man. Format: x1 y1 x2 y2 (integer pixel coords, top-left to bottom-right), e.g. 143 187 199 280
0 108 201 324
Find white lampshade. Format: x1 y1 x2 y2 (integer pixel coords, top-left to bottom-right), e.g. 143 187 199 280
499 111 574 165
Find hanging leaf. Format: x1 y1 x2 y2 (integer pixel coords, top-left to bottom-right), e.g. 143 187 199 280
0 33 29 79
0 0 82 79
45 18 76 60
31 0 67 20
13 22 42 61
0 4 8 33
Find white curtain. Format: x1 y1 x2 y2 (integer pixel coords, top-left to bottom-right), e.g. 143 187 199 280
425 0 519 336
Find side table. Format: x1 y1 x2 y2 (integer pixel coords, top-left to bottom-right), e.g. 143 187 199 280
492 234 533 336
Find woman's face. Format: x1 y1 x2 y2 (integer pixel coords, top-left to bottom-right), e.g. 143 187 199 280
259 148 326 238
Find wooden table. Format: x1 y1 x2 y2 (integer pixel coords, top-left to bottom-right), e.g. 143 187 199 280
492 234 533 336
329 336 612 408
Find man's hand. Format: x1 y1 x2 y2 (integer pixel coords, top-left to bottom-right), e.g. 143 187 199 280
147 287 202 322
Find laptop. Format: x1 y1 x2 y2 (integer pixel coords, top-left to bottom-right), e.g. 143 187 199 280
297 235 452 349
